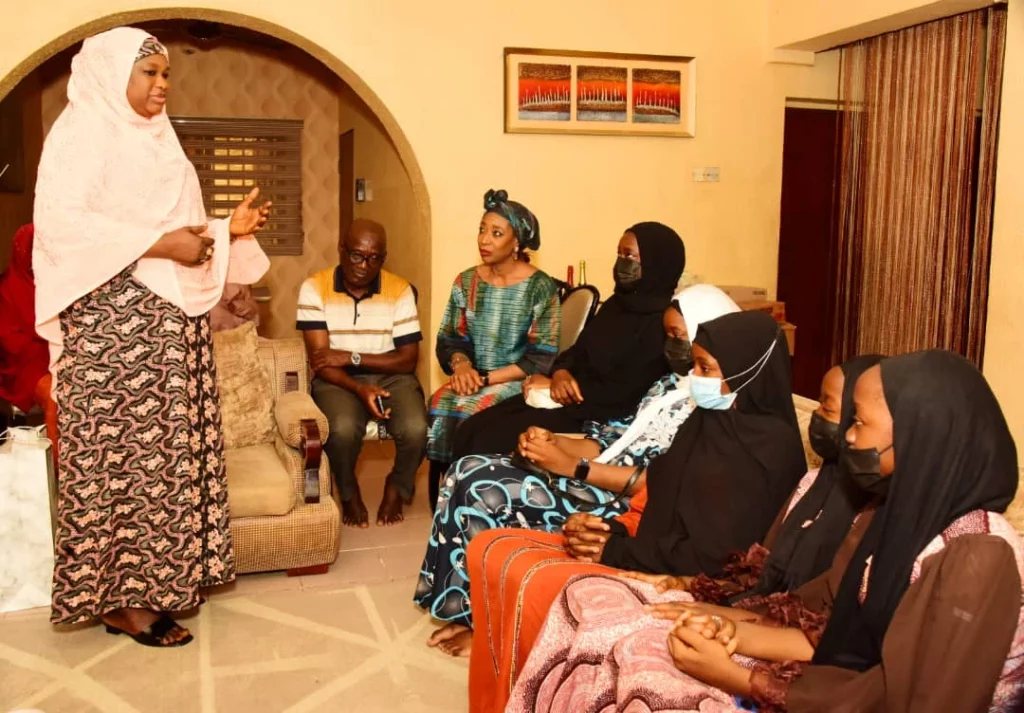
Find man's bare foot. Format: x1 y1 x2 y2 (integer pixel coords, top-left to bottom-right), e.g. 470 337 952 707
101 607 191 645
342 493 370 528
427 622 470 647
437 628 473 657
376 479 405 526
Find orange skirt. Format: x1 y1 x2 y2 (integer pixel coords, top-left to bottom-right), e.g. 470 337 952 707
466 529 617 713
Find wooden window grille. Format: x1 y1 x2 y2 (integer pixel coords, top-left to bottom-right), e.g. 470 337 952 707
171 116 304 256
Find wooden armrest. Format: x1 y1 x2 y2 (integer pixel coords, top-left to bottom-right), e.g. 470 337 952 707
299 418 322 504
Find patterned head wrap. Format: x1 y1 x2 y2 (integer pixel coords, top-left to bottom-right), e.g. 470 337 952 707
135 37 168 63
483 189 540 251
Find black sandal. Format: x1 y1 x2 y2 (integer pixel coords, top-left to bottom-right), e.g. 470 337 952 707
104 614 194 648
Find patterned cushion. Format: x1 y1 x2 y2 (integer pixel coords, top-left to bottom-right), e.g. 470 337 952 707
212 322 276 449
274 391 329 448
224 443 295 517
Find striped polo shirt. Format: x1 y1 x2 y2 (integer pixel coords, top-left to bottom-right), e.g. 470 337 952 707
296 267 422 370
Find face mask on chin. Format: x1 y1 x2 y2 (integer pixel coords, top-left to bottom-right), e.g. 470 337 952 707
614 257 642 290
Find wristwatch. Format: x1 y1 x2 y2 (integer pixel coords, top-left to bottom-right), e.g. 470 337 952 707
479 371 490 387
350 352 362 367
573 458 591 482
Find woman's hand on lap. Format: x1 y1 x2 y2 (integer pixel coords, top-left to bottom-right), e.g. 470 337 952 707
520 435 576 477
517 426 555 456
550 369 584 405
450 362 483 396
619 571 694 593
563 513 612 561
668 626 748 694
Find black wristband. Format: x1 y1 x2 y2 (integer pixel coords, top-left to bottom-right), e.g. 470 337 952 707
573 457 591 482
479 371 490 387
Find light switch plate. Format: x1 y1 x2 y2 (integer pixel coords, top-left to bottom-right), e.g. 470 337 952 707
692 167 720 182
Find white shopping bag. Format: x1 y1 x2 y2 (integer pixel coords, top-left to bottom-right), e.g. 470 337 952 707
0 426 56 613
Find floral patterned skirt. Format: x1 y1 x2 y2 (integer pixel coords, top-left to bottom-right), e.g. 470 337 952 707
50 270 235 624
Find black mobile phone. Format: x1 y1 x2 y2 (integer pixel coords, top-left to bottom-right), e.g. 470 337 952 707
374 394 387 416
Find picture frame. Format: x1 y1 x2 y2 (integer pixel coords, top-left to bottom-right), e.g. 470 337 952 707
504 48 696 138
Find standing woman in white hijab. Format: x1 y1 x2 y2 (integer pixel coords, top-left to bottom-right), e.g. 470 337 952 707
33 27 271 647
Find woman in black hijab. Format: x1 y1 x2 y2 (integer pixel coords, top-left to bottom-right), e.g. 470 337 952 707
738 353 884 598
663 350 1023 712
597 310 807 574
635 353 885 607
450 221 686 461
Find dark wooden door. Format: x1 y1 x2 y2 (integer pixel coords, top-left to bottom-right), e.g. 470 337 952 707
777 106 839 398
338 130 355 239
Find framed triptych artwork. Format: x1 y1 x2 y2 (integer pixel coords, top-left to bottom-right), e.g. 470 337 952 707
504 48 696 138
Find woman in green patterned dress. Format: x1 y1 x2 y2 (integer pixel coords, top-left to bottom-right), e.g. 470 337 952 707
426 189 561 505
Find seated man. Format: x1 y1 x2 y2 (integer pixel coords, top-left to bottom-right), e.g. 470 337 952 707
297 219 427 527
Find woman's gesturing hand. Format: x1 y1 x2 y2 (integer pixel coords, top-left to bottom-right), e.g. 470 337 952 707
229 186 272 238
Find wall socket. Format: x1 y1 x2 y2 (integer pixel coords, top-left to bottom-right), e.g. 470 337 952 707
691 167 720 183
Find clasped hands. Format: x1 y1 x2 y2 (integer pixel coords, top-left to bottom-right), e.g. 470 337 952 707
516 426 577 477
617 572 752 692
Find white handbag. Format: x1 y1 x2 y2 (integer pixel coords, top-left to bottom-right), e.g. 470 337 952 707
0 426 56 613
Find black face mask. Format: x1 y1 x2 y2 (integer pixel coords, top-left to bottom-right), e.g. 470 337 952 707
613 256 642 290
664 336 693 375
808 412 843 461
841 444 894 496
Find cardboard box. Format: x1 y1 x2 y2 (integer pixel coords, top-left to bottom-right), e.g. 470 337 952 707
719 285 768 303
737 299 786 322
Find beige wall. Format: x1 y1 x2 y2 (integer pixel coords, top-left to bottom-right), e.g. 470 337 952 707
770 0 1000 50
0 0 841 393
985 0 1024 448
337 83 432 386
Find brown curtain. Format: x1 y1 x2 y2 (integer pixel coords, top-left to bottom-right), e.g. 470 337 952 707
829 8 1007 367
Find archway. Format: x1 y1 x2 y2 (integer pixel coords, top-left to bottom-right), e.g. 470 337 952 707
0 8 429 224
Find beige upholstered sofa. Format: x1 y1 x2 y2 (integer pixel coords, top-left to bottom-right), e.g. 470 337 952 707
214 328 340 575
792 393 823 471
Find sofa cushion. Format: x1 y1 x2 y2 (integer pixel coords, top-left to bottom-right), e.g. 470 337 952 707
791 394 822 470
1006 468 1024 534
274 391 329 448
225 442 296 518
213 322 276 449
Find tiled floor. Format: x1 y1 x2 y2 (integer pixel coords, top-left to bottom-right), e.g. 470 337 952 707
0 443 467 713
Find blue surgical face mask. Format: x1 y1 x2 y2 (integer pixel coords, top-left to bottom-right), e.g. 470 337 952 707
688 336 779 412
689 373 737 410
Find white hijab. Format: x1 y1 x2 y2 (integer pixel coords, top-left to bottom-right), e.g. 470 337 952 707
33 27 268 369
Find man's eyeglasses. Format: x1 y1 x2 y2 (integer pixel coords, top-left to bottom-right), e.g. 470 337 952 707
344 246 386 267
